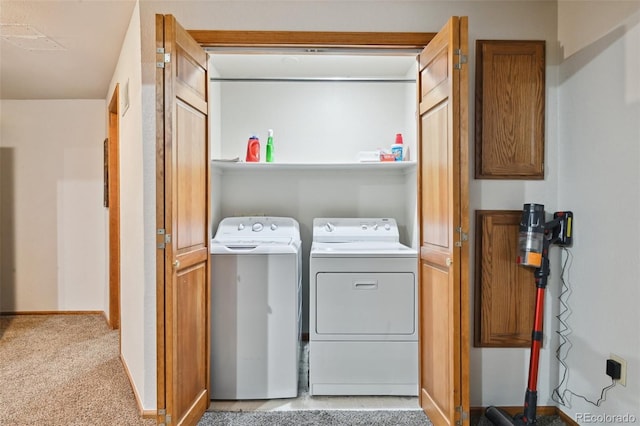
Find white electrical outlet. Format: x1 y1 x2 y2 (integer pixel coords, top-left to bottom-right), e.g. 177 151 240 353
610 353 627 386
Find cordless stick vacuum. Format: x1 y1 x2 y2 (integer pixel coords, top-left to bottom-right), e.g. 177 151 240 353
486 203 573 426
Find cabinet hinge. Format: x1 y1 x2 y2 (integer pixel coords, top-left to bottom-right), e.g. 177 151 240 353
156 50 171 68
454 49 468 70
455 226 468 247
157 229 171 249
455 405 469 425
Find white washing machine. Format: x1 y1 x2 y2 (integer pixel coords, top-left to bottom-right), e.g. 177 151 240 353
309 217 418 396
210 216 302 400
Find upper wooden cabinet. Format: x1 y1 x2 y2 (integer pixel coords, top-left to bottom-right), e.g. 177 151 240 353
475 40 545 179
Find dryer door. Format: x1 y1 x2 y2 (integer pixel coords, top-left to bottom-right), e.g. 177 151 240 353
315 272 416 336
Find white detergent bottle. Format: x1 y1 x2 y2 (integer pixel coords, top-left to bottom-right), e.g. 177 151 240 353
391 133 404 161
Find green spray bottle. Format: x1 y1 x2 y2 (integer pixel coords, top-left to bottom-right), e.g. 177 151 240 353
266 129 274 162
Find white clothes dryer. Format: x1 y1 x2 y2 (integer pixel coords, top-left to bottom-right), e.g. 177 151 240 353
210 216 302 400
309 217 418 396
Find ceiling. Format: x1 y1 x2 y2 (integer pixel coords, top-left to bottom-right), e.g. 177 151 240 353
0 1 418 99
0 0 136 100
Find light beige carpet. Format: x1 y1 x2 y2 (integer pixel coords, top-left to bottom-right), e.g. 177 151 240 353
0 314 155 426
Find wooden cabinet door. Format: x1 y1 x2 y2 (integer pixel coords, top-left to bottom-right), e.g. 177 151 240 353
474 40 545 179
156 14 211 426
417 16 470 426
474 210 536 347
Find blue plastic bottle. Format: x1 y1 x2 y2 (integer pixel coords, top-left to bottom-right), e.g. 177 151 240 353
391 133 404 161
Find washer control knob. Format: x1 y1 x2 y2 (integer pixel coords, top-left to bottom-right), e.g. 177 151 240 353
361 224 368 230
325 222 335 232
238 223 245 231
270 223 278 231
373 224 379 231
252 222 263 232
384 223 391 231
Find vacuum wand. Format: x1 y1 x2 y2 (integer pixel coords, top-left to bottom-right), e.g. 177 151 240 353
486 203 573 426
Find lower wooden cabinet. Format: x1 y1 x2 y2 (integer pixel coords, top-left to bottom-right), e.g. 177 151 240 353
474 210 536 347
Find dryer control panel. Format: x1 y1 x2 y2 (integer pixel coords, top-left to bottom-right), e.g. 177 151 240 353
312 218 399 243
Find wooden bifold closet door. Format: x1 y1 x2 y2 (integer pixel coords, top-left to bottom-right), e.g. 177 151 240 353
417 16 470 426
156 14 211 426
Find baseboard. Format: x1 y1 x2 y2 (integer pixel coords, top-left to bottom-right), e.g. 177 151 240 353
0 310 112 327
120 353 156 419
0 310 105 316
141 409 157 420
557 408 580 426
471 405 557 417
471 406 578 425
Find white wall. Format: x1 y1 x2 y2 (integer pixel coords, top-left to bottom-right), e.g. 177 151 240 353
466 4 562 410
0 100 106 312
137 0 561 412
215 81 415 163
558 0 640 59
557 3 640 422
105 1 155 410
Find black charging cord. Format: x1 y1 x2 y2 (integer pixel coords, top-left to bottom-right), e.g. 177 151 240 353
552 247 617 407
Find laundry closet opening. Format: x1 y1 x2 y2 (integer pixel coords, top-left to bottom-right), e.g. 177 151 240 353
206 43 425 337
